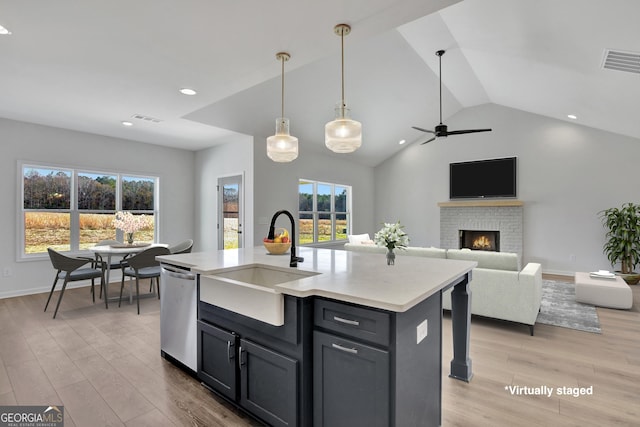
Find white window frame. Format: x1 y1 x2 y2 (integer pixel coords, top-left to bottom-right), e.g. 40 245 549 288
18 161 159 261
298 179 351 245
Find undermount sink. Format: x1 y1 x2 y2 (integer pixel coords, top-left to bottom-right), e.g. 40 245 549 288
199 264 320 326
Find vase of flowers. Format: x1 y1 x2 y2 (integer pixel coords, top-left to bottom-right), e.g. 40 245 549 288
374 221 410 265
113 211 146 245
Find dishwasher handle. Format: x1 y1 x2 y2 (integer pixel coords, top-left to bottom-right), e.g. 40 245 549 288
161 265 196 281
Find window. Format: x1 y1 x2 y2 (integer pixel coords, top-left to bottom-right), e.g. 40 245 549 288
20 162 158 258
299 179 351 245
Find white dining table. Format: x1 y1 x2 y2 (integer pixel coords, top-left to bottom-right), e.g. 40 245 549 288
89 243 168 308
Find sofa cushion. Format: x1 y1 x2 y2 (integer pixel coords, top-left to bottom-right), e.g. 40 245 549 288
446 249 520 271
404 247 447 259
343 243 385 254
347 233 373 245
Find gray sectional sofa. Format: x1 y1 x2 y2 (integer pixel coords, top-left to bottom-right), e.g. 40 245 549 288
343 243 543 335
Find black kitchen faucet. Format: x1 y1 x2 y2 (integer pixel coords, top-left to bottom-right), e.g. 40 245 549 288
268 210 304 267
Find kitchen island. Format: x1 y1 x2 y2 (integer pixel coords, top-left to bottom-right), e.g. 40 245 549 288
158 247 476 427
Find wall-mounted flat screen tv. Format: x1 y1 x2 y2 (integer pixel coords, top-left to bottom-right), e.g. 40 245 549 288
449 157 517 199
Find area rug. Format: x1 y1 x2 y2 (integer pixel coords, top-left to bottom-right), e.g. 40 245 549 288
536 280 601 334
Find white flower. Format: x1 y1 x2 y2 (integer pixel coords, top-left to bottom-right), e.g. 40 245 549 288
374 221 409 250
113 211 146 234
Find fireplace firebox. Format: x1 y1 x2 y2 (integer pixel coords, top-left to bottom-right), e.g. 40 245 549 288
459 230 500 252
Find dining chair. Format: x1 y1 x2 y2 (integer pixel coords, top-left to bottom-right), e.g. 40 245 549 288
168 239 194 254
93 239 125 299
45 248 105 319
119 246 171 314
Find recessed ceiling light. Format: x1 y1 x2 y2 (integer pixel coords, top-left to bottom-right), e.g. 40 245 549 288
399 139 406 145
121 121 133 126
567 114 577 120
179 88 197 96
0 24 11 35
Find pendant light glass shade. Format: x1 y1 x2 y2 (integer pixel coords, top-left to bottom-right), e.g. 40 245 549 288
267 52 298 162
325 104 362 153
267 118 298 162
325 23 361 153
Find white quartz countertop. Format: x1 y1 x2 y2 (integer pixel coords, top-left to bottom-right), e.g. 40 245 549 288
157 247 476 313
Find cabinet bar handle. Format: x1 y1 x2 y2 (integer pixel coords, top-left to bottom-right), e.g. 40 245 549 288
333 315 360 326
227 340 234 363
239 346 246 367
332 343 358 354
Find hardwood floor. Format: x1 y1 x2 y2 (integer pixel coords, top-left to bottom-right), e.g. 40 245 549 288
1 279 638 426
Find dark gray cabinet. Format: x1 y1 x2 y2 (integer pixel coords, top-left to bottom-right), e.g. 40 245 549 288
239 339 298 427
198 296 313 426
197 285 443 427
313 330 389 427
197 321 237 401
313 296 443 427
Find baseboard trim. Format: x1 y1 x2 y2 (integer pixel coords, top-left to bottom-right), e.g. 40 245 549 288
0 281 94 299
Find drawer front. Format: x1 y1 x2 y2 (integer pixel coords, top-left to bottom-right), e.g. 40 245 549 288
314 299 390 346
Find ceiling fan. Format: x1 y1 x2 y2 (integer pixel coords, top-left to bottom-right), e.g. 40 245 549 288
412 49 491 145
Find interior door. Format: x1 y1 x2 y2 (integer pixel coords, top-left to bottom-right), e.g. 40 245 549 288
218 175 243 250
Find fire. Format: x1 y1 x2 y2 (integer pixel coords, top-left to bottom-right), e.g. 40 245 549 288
472 235 493 250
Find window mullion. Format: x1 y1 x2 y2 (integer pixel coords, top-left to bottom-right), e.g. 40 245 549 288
313 182 318 243
70 171 79 251
331 184 336 241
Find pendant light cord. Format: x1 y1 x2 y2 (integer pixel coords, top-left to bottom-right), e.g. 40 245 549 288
341 30 345 110
281 55 285 119
439 52 443 125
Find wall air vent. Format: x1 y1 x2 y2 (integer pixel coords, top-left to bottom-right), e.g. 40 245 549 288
131 114 163 123
602 49 640 74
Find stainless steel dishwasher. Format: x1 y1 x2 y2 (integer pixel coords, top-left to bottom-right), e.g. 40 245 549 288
160 263 197 373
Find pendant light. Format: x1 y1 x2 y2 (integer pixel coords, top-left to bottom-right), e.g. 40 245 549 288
267 52 298 162
325 23 362 154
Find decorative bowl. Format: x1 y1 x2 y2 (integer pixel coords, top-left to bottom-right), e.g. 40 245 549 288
263 242 291 255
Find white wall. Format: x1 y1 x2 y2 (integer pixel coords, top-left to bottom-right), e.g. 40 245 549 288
194 135 254 252
375 103 640 275
253 141 375 247
0 118 195 298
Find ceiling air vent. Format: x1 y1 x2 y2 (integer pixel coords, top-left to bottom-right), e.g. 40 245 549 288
131 114 163 123
602 49 640 74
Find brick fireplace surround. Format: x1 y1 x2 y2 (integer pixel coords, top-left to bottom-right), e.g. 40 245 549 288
439 200 524 258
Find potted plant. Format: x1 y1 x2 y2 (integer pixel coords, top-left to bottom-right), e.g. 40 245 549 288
599 202 640 285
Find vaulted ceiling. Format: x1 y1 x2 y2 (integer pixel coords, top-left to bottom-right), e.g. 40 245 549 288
1 0 638 166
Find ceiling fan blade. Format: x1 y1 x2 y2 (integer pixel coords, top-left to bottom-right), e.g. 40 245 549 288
444 128 492 136
412 126 435 134
420 136 437 145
